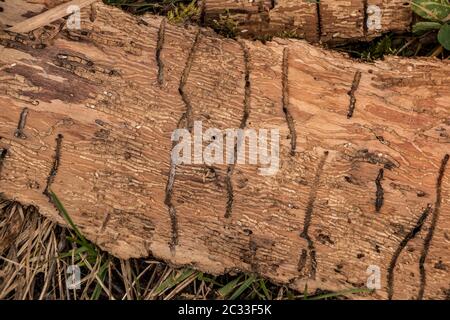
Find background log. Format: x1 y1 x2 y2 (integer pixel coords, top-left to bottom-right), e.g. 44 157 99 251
201 0 413 43
0 2 449 299
0 0 414 43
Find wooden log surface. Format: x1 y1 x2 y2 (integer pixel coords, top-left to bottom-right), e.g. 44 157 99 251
0 0 413 43
201 0 413 43
0 1 449 299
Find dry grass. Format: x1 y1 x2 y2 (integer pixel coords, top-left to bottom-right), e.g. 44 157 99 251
0 195 284 300
0 195 371 300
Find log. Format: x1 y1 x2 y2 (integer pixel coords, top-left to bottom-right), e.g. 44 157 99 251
0 0 67 28
7 0 97 33
0 2 449 300
201 0 413 43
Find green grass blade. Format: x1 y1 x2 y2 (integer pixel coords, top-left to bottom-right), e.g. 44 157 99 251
49 191 96 254
217 275 242 299
58 246 90 259
309 288 374 300
91 259 110 300
197 272 221 286
230 275 257 300
259 279 272 300
155 269 195 295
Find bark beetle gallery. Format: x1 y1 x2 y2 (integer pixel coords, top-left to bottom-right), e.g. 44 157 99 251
0 1 449 300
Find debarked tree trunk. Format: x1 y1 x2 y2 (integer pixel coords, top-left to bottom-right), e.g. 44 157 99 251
200 0 413 43
0 2 449 300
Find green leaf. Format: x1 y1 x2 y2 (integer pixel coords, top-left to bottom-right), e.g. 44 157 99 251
155 269 195 295
91 259 110 300
303 284 308 300
50 191 97 255
411 0 450 22
413 21 443 34
309 288 374 300
58 246 90 259
259 279 272 300
438 23 450 49
197 272 221 286
217 276 242 298
229 275 257 300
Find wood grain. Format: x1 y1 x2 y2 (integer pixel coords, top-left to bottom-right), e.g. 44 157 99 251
0 2 449 299
7 0 97 33
201 0 413 43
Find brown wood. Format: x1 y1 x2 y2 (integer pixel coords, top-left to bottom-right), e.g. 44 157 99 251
7 0 97 33
0 1 69 28
201 0 413 43
0 2 449 300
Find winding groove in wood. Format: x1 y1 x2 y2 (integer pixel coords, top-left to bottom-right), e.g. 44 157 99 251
316 0 322 42
156 18 166 86
347 71 362 119
375 168 384 212
418 154 449 299
14 107 29 139
225 40 251 219
43 134 63 202
164 30 201 252
299 150 329 279
0 148 8 178
387 204 432 300
363 0 368 37
282 47 296 156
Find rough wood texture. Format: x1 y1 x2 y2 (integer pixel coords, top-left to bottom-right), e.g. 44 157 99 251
201 0 413 43
7 0 97 33
1 2 449 300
